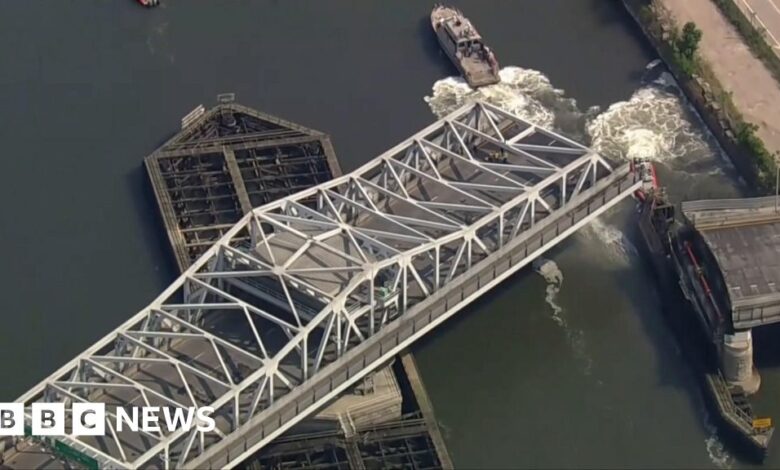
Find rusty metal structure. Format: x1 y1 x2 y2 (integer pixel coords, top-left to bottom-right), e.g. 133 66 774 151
145 97 341 271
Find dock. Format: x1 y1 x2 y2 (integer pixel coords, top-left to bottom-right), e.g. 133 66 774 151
242 356 452 469
400 353 454 469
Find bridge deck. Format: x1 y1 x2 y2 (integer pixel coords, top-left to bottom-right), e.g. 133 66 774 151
11 101 641 469
683 197 780 329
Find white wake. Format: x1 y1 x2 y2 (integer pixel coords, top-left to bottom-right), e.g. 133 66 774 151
532 258 593 376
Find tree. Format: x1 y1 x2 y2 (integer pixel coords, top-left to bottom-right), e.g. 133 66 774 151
678 22 703 60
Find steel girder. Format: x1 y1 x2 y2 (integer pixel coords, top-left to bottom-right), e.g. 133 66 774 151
17 101 635 469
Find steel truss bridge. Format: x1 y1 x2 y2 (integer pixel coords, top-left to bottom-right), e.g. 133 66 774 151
17 101 644 469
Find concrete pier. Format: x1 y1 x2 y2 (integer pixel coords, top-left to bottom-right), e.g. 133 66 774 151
722 331 761 395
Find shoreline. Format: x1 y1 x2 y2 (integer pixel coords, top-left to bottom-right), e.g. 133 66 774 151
623 0 780 461
622 0 777 194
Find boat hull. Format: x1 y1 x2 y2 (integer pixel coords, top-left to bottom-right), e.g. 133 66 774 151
431 6 500 88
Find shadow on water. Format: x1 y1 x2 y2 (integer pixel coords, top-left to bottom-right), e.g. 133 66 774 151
413 263 538 352
589 0 647 28
125 164 178 282
623 222 711 406
417 16 457 78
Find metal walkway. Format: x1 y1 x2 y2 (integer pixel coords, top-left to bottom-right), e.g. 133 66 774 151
14 101 643 469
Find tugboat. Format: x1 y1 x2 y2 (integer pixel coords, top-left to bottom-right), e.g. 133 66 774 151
138 0 160 7
431 4 500 88
635 161 773 461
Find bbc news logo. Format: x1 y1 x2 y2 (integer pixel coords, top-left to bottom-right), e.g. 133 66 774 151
0 403 215 436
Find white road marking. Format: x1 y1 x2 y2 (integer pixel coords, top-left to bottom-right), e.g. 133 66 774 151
741 0 780 49
768 0 780 16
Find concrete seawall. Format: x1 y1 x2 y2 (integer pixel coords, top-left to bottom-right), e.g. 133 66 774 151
621 0 772 192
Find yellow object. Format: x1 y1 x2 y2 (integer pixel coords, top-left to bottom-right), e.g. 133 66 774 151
752 417 772 429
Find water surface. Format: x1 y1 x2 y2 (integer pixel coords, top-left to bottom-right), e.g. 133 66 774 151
0 1 772 468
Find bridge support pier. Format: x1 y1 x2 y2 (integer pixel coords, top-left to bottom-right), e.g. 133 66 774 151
722 330 760 395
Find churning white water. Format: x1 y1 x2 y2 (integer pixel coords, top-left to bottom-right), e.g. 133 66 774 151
425 66 582 133
424 65 714 266
701 402 735 468
581 218 638 267
427 64 731 464
587 87 711 163
425 65 711 165
532 257 565 326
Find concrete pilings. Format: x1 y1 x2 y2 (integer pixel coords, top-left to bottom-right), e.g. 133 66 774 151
722 330 761 395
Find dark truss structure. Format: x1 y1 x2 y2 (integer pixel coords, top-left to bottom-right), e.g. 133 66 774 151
145 101 342 271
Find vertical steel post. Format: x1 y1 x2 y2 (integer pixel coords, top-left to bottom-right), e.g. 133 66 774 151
775 155 780 212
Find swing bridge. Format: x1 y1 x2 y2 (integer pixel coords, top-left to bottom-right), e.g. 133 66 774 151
13 101 645 469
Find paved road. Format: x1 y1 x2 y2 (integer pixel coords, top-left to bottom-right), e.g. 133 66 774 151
739 0 780 50
662 0 780 161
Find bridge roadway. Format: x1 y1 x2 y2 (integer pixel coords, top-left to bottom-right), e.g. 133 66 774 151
7 101 645 469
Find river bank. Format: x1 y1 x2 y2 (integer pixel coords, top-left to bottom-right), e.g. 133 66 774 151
622 0 779 193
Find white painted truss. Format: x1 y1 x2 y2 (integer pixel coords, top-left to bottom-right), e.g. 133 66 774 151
17 101 642 469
